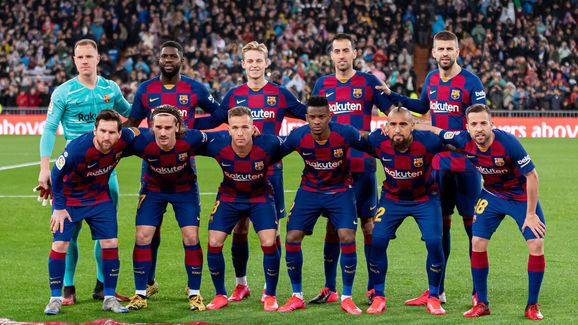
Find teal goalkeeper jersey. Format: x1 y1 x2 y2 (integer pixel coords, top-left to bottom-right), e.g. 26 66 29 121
40 76 131 157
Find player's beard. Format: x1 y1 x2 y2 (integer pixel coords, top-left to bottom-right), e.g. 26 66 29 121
473 131 491 147
391 136 412 152
437 57 455 71
95 138 113 152
160 64 181 79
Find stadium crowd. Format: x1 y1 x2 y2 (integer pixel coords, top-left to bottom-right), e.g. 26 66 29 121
0 0 576 111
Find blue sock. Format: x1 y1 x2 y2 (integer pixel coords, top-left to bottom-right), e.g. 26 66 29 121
102 248 119 296
370 237 388 297
425 240 444 297
132 244 151 292
471 251 489 305
231 233 249 278
95 240 104 283
184 243 203 291
285 242 303 293
440 222 451 293
527 254 545 305
207 244 227 296
63 224 80 286
262 244 280 296
49 250 67 297
323 234 340 292
148 228 161 284
340 241 357 296
364 234 373 291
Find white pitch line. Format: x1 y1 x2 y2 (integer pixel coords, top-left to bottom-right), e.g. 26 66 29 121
0 159 56 171
0 189 298 198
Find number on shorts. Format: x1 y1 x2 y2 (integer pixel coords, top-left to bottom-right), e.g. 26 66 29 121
474 198 488 214
287 201 295 217
137 194 146 209
211 200 220 215
374 207 385 222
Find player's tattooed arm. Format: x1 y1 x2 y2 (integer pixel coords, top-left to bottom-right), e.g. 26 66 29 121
412 115 432 125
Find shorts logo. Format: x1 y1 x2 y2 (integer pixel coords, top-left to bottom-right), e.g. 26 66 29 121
103 94 111 104
451 89 461 100
56 155 66 170
179 95 189 105
352 88 363 98
179 153 188 162
413 157 424 168
494 157 505 167
266 96 276 106
333 148 343 158
254 160 265 171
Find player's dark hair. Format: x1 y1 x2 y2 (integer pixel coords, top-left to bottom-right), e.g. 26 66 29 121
466 104 492 120
228 106 252 121
331 33 356 50
387 106 412 121
74 39 98 54
161 40 184 55
307 95 330 113
433 30 458 44
95 109 122 131
151 104 186 138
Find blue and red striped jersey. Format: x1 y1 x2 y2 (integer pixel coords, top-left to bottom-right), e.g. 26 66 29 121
312 71 393 173
390 69 486 172
279 122 370 193
127 128 209 193
439 129 535 201
198 134 283 203
130 75 219 128
194 82 306 176
367 129 444 202
51 128 136 209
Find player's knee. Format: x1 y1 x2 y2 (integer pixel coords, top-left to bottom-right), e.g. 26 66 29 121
208 237 224 248
135 230 153 245
471 236 489 251
338 229 356 243
361 218 374 234
526 238 544 255
285 230 303 243
52 241 69 253
99 238 118 248
326 220 337 234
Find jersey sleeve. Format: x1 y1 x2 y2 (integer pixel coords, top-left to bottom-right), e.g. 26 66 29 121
367 74 394 113
195 83 220 114
277 128 299 158
281 87 307 120
129 84 147 121
110 80 131 117
469 75 487 105
343 124 373 156
438 129 470 149
311 78 323 96
40 87 67 157
388 72 433 115
192 91 230 130
365 129 382 158
185 129 210 154
507 134 535 174
50 148 78 209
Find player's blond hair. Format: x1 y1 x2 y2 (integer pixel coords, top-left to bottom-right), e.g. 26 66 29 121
242 41 268 60
228 106 253 121
151 104 186 138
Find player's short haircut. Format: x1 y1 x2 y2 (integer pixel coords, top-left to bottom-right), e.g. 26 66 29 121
228 106 253 121
466 104 492 120
307 95 330 114
331 33 356 50
151 104 186 138
387 106 413 121
433 30 458 44
95 109 122 131
161 40 184 55
74 39 98 54
242 41 268 60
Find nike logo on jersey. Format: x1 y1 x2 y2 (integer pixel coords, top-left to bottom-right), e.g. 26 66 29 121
87 162 97 168
429 90 436 95
302 152 313 156
466 155 476 158
236 99 246 104
147 158 158 162
381 158 392 162
221 163 232 167
149 98 159 102
325 92 334 97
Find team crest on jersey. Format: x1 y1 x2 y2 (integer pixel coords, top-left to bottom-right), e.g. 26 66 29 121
254 160 265 171
352 88 363 98
451 89 461 100
103 94 111 104
494 157 505 167
413 157 424 168
333 148 344 158
266 96 277 106
179 95 189 105
179 153 188 162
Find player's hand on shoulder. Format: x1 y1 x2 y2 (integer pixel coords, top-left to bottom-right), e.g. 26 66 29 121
252 126 261 137
375 79 391 96
50 209 71 233
522 212 546 239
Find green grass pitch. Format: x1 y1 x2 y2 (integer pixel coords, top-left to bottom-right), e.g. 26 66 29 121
0 135 576 324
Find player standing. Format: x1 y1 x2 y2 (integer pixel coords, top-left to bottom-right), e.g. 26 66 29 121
364 107 446 316
194 41 307 302
44 110 133 315
38 39 131 304
418 104 546 320
125 105 210 312
381 30 486 305
310 33 394 304
276 96 370 315
199 107 283 311
124 41 220 297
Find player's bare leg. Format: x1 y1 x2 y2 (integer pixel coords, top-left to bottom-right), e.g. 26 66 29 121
229 217 251 301
256 228 280 311
206 230 229 310
336 228 361 315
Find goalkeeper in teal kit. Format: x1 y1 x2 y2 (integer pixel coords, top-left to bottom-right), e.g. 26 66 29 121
37 39 130 305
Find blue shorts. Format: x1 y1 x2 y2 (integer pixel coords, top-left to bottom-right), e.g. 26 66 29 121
269 172 286 220
136 188 201 228
352 171 378 219
372 194 442 241
433 170 481 218
473 189 546 241
287 187 358 235
208 194 278 234
52 200 117 242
